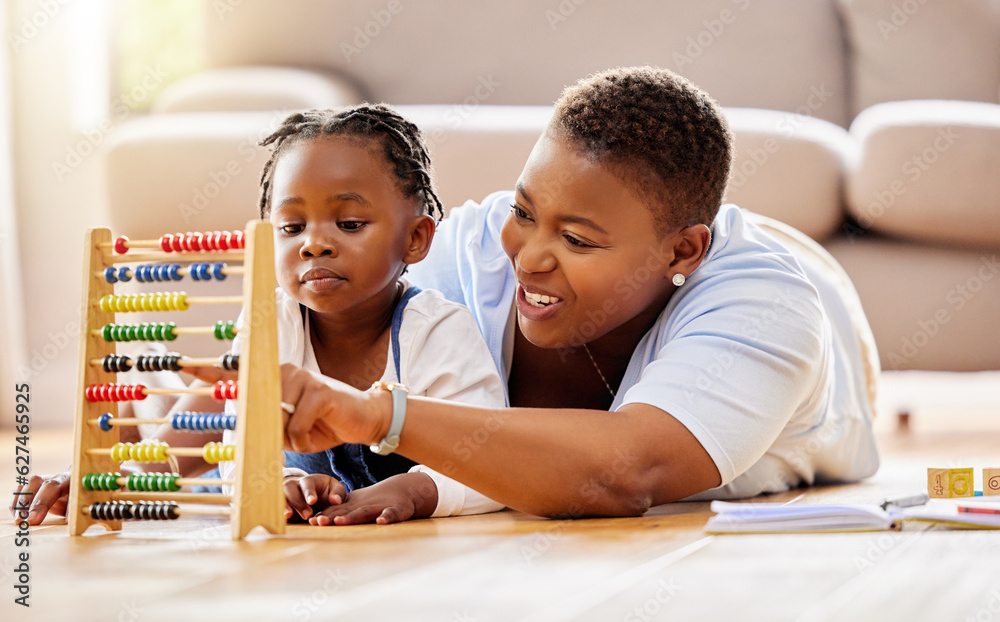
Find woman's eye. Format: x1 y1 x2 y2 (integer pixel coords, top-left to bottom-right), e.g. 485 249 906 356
339 221 366 231
563 234 594 248
510 203 531 221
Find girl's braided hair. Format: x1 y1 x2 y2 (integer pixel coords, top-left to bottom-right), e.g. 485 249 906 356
257 104 443 221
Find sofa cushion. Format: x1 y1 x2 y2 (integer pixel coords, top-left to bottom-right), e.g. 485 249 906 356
827 235 1000 371
846 100 1000 247
839 0 1000 117
152 66 363 114
723 108 853 242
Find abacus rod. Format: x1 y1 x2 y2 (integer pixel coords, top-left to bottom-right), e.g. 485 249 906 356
92 266 246 279
84 501 232 514
86 416 231 428
88 356 229 368
102 477 232 488
179 357 232 367
98 239 161 248
186 296 244 305
112 488 233 499
143 386 230 397
87 446 231 458
106 251 244 264
90 325 241 337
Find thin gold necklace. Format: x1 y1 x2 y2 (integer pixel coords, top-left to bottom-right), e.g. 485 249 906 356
583 343 616 399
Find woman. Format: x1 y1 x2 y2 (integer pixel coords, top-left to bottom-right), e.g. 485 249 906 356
279 65 882 519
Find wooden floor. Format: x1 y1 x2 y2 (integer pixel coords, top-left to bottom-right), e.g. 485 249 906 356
5 413 1000 622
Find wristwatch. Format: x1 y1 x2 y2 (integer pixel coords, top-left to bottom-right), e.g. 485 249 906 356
369 382 409 455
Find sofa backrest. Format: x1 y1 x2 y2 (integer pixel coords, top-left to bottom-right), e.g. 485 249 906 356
838 0 1000 118
203 0 853 126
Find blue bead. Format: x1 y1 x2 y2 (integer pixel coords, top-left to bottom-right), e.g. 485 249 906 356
199 264 211 280
103 267 118 284
118 267 132 282
98 413 113 432
213 263 226 281
191 263 202 281
170 264 182 281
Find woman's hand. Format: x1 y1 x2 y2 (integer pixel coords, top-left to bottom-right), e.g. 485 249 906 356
10 464 143 526
281 364 390 454
309 472 439 526
283 473 348 522
10 470 70 525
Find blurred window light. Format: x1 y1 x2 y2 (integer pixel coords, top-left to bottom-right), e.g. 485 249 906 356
116 0 205 112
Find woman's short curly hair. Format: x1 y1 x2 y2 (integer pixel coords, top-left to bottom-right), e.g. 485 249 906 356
551 66 732 234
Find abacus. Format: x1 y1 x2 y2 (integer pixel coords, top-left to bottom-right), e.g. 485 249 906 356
69 222 285 539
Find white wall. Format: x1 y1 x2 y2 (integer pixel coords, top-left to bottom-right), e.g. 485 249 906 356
0 1 29 427
8 0 109 426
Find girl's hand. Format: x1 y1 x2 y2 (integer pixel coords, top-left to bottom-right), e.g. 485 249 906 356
283 473 348 521
309 472 438 526
280 364 389 454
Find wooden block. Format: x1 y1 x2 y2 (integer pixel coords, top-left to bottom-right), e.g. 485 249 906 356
927 467 974 498
984 468 1000 496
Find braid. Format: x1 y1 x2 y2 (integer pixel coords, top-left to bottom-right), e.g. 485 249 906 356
257 104 444 221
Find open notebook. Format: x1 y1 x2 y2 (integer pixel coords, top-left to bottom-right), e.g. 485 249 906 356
705 498 1000 534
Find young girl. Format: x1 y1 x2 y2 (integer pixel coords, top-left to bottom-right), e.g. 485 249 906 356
228 105 506 524
278 67 881 517
13 105 507 526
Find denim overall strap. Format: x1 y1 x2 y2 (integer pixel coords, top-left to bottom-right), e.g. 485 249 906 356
284 286 420 491
391 285 422 382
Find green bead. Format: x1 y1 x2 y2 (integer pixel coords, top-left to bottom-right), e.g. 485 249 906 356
101 324 113 341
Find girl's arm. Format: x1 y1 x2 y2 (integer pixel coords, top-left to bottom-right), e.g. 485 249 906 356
281 365 721 518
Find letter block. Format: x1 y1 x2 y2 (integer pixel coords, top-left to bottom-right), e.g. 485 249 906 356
927 468 975 498
983 468 1000 496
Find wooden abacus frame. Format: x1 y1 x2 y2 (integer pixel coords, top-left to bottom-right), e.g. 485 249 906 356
69 221 285 539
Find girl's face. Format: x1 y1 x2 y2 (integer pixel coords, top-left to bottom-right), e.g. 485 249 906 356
500 132 680 350
268 135 426 317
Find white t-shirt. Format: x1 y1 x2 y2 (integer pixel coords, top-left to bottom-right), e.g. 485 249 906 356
407 191 880 499
221 282 506 517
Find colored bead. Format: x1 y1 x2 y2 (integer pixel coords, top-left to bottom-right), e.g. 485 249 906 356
103 267 118 284
159 234 173 253
98 413 113 431
113 236 129 255
213 262 226 280
118 267 132 282
220 352 239 371
171 233 183 253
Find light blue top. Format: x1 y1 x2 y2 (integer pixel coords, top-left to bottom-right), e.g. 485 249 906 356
408 191 879 498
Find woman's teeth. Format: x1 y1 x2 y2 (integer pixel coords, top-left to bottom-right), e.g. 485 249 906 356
525 291 558 307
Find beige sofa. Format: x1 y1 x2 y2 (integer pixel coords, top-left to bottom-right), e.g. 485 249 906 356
104 0 1000 371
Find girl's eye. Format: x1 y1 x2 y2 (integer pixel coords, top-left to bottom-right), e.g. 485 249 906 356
510 203 532 221
339 221 366 231
280 224 303 235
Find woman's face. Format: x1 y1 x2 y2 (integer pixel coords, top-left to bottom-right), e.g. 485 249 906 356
500 132 680 350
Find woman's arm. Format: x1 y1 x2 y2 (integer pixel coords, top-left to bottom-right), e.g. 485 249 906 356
281 365 720 518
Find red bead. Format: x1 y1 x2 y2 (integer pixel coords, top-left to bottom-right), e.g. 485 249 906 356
235 231 246 249
132 385 147 401
189 232 203 251
226 381 238 399
170 234 183 253
218 231 231 251
85 385 97 401
113 236 129 255
209 231 222 250
159 234 173 253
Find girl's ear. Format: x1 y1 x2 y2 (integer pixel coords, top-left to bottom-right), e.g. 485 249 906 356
402 214 436 265
667 223 711 281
